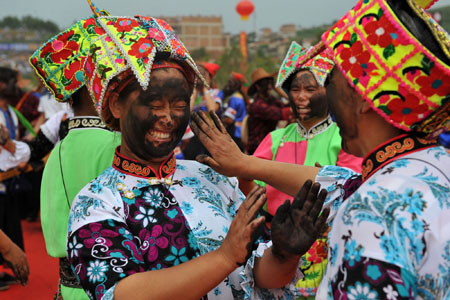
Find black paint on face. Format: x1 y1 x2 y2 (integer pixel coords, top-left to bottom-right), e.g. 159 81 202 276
288 70 327 123
121 68 191 161
325 67 360 155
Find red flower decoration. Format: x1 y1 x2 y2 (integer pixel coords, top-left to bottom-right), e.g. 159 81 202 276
364 15 396 48
63 57 86 91
147 28 165 42
41 30 80 64
171 39 186 57
306 239 328 264
416 68 450 97
386 89 430 126
114 18 139 33
82 18 106 35
339 41 371 79
154 18 173 31
91 74 104 103
128 37 154 59
363 14 408 48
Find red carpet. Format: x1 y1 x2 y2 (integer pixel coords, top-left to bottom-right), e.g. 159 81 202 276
1 220 59 299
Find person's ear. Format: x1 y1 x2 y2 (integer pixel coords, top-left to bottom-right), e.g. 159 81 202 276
359 100 371 114
109 92 123 119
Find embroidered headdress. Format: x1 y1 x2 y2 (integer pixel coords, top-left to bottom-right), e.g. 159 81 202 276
29 15 106 102
276 42 335 90
79 0 206 130
305 0 450 140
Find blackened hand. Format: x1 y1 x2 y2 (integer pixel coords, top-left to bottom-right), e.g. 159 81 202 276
218 185 266 266
191 111 246 177
271 180 329 261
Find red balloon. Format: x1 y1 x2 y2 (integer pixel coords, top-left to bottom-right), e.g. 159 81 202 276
236 0 255 21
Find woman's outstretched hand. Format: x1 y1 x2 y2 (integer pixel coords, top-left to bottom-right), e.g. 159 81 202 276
218 185 266 266
271 180 330 261
191 111 247 177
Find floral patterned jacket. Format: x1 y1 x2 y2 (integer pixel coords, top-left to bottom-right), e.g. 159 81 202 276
67 149 302 300
315 139 450 300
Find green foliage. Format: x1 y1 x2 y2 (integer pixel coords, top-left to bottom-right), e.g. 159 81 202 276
214 44 243 88
190 47 211 62
213 42 279 89
0 15 59 32
0 16 21 29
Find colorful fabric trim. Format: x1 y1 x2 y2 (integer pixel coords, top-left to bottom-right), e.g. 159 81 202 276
361 133 437 181
112 148 176 181
312 0 450 139
296 114 334 139
29 17 106 102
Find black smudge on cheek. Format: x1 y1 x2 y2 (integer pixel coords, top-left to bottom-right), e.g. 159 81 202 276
288 96 300 120
307 90 328 118
121 102 157 161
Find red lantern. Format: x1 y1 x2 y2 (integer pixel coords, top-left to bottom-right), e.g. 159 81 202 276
236 0 255 21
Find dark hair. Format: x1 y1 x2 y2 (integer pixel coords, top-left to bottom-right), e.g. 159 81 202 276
0 67 22 103
70 87 83 111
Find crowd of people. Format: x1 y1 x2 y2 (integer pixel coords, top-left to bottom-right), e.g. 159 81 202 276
0 0 449 299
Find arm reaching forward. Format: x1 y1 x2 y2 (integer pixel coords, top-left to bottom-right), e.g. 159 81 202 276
190 111 320 196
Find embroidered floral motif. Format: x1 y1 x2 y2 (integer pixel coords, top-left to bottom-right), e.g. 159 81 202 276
30 17 107 101
338 40 371 79
317 0 450 138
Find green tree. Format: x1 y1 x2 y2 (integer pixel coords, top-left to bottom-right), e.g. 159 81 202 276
0 16 21 29
190 47 211 63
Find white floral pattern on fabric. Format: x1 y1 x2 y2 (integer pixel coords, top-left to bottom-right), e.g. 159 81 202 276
316 146 450 299
68 159 303 299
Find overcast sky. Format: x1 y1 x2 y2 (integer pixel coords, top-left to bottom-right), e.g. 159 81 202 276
2 0 450 34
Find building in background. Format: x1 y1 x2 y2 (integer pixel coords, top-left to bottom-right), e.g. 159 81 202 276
161 16 230 58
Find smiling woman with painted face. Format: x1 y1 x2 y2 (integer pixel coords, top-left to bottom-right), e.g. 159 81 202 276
66 3 330 300
247 43 362 299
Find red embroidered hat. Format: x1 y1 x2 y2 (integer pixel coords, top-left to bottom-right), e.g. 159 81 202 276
307 0 450 140
82 0 207 130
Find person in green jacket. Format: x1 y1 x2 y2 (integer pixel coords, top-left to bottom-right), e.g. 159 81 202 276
30 15 121 300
